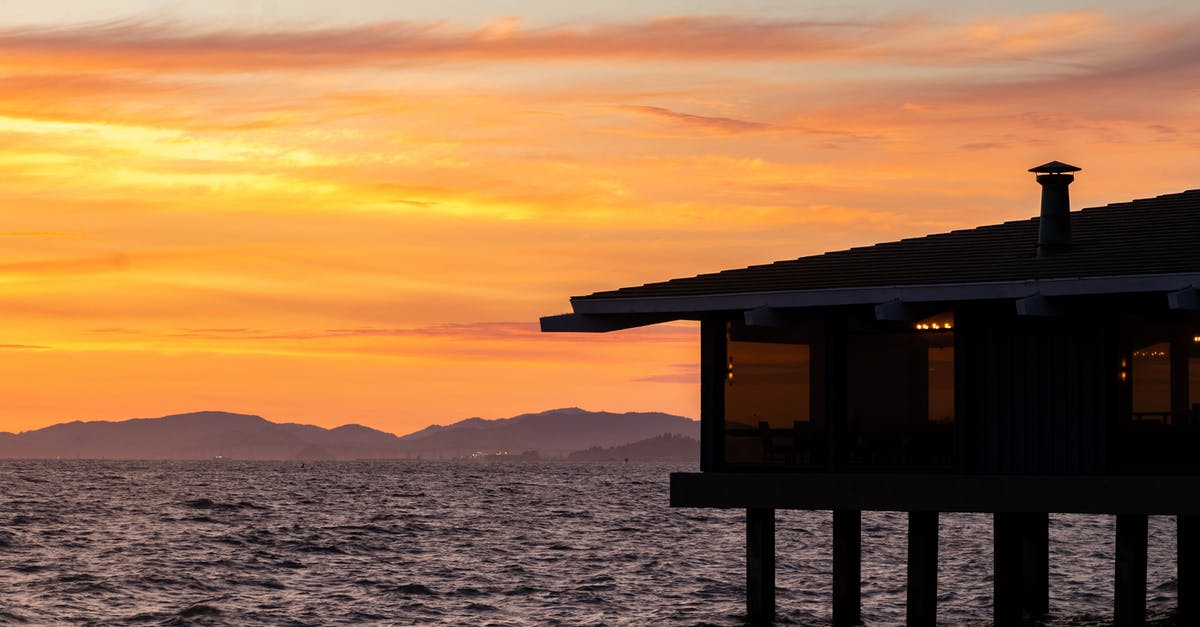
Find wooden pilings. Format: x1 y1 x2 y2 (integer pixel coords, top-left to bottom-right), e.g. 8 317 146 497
994 512 1023 626
746 507 776 624
1021 513 1050 616
906 511 939 627
994 512 1051 625
1181 515 1200 623
736 509 1187 624
832 509 862 626
1114 514 1148 626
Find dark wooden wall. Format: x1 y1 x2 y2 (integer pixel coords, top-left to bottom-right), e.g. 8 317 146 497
958 307 1115 474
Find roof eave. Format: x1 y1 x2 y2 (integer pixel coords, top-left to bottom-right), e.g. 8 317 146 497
569 272 1200 316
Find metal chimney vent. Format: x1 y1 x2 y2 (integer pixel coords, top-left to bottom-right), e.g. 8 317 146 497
1029 160 1081 257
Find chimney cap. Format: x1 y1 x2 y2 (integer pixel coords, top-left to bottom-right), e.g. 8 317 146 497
1028 160 1081 174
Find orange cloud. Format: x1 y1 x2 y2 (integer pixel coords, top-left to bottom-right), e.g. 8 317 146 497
0 11 1170 76
616 105 772 135
0 16 878 72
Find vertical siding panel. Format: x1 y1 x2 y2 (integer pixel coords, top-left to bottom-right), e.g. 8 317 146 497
1024 322 1040 473
983 320 1002 473
954 311 971 474
1030 323 1043 474
998 321 1016 473
1052 328 1069 474
1064 323 1083 473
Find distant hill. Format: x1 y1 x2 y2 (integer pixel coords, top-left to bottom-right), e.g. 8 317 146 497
0 408 699 460
0 411 404 460
394 408 699 457
566 433 699 461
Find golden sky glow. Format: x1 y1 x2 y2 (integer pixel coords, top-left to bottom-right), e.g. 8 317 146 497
1 2 1198 435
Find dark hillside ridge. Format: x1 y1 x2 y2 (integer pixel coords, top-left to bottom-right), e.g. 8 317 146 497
566 433 699 461
0 408 698 460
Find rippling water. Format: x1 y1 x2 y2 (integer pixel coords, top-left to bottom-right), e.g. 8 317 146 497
0 460 1185 625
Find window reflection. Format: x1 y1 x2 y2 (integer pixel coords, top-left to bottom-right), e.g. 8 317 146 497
723 321 815 466
1115 320 1200 468
845 313 955 467
1131 341 1171 423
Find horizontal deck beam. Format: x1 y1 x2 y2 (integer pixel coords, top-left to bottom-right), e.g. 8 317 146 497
670 472 1200 514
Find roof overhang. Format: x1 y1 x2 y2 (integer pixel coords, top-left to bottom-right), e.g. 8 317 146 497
542 272 1200 332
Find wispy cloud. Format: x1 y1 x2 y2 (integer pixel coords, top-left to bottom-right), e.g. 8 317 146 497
133 321 698 346
0 11 1170 74
618 105 771 135
0 16 881 72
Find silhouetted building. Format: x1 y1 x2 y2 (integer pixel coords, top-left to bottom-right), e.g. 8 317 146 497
542 162 1200 625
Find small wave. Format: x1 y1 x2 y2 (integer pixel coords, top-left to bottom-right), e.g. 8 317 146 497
334 524 398 535
182 497 265 511
52 572 116 594
179 603 221 618
378 583 437 596
55 573 99 583
243 578 285 590
296 543 344 554
144 601 225 625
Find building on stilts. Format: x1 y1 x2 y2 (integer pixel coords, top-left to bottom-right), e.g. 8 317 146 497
541 162 1200 625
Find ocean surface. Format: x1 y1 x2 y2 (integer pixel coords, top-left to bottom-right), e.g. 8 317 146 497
0 460 1185 625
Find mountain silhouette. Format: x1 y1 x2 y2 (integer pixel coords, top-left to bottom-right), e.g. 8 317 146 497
0 408 698 460
0 411 402 460
566 433 699 461
393 407 699 457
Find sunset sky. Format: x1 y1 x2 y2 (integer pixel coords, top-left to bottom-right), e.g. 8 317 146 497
1 1 1198 435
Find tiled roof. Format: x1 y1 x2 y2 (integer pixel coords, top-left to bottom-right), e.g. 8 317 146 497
575 189 1200 302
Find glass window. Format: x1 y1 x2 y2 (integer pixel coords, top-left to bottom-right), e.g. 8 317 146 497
1131 342 1171 423
723 321 814 466
1115 318 1195 468
845 313 955 467
928 337 955 424
1189 333 1200 425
